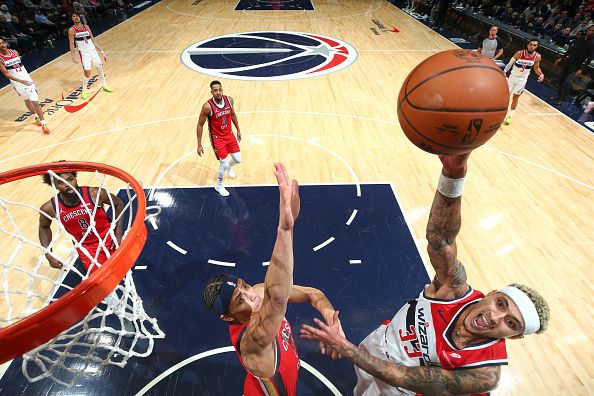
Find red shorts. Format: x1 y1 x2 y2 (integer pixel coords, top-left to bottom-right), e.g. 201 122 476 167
211 133 240 160
77 242 116 273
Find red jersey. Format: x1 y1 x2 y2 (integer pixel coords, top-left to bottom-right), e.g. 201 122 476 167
229 318 300 396
51 186 113 251
207 95 234 138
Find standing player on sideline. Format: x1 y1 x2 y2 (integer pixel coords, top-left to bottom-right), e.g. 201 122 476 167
203 163 341 395
301 153 550 395
68 13 112 100
38 166 124 273
196 80 242 197
0 38 50 134
502 39 544 125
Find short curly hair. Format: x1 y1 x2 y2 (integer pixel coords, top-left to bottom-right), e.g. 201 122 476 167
41 160 77 186
203 274 227 312
508 283 550 334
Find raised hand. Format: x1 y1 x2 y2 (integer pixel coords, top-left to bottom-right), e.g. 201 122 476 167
300 311 348 355
274 162 300 230
438 153 470 178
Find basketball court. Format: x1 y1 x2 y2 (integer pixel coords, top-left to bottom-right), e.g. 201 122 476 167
0 1 593 394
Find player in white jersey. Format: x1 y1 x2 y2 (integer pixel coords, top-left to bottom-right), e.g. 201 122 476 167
67 13 112 100
301 152 550 395
0 38 50 134
502 39 544 125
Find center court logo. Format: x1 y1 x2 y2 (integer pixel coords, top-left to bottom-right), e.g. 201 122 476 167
180 31 357 81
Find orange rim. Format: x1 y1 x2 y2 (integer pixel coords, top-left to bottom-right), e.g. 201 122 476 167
0 161 147 364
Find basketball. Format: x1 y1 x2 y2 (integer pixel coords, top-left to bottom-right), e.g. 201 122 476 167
397 49 509 155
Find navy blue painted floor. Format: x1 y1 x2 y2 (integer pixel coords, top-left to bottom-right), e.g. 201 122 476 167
0 184 429 395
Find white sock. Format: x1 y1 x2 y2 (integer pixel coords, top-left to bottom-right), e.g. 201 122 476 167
82 75 88 90
217 159 230 186
40 119 46 125
97 66 107 86
508 109 515 117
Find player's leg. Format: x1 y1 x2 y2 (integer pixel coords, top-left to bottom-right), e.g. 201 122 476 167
212 139 231 196
505 78 523 125
91 51 111 93
226 138 241 178
81 52 92 99
22 85 49 133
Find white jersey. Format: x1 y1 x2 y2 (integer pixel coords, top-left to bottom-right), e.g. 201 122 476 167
72 24 96 53
355 287 508 396
510 50 538 78
0 49 33 89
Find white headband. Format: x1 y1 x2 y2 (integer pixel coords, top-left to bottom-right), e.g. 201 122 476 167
499 286 540 335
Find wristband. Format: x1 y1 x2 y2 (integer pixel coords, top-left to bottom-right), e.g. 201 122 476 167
437 174 465 198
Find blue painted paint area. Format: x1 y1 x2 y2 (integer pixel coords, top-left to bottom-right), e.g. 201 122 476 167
0 184 429 394
235 0 314 11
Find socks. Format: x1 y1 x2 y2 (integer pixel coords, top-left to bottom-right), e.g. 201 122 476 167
82 75 88 90
97 66 107 86
508 109 515 118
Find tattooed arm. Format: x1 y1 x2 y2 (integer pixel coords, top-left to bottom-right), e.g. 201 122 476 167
301 312 500 396
424 154 471 299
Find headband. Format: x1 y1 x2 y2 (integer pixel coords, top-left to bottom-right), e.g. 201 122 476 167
499 286 540 335
211 274 238 316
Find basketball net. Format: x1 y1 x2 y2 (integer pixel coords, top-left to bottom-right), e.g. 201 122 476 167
0 165 164 387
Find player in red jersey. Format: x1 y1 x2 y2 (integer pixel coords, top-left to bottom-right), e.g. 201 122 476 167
38 166 124 272
196 80 242 197
203 163 341 395
301 153 550 395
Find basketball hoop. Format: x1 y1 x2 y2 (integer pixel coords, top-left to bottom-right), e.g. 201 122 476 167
0 161 164 386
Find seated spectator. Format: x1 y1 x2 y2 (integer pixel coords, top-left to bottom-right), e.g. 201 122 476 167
552 26 573 47
72 1 89 24
34 8 57 28
531 16 547 36
0 4 11 23
0 19 19 51
578 0 594 16
544 22 563 38
39 0 59 12
571 14 592 35
22 0 39 10
0 18 33 54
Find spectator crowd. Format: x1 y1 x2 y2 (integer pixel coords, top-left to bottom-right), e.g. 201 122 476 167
0 0 134 55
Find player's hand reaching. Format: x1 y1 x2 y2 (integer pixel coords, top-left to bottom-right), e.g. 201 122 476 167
274 162 299 230
300 311 348 357
319 311 346 359
197 144 204 157
438 153 470 179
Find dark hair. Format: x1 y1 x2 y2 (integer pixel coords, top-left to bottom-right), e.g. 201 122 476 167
210 80 222 89
41 160 77 185
203 274 227 312
528 38 540 45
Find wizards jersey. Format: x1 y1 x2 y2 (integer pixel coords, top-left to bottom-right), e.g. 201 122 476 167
207 95 234 137
229 318 300 395
510 50 539 78
71 24 96 53
0 50 32 88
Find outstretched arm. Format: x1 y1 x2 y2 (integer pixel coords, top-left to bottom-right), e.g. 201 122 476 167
424 154 470 299
240 163 300 377
301 312 500 395
503 51 520 75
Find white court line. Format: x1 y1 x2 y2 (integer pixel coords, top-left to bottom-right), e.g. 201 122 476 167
349 259 362 264
207 259 236 267
313 237 335 251
262 261 270 266
134 346 342 396
346 209 358 225
527 112 563 116
135 265 147 270
149 217 158 230
167 241 187 255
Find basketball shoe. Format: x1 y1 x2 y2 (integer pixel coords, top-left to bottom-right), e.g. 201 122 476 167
35 116 42 126
81 90 89 99
103 85 113 93
504 116 512 125
215 184 229 197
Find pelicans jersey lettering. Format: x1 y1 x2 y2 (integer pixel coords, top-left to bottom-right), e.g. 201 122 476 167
510 50 539 78
229 318 299 396
355 288 507 396
207 95 240 159
71 24 96 52
51 186 114 270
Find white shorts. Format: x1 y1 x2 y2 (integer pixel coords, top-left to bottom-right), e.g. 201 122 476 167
507 74 528 95
14 82 39 102
354 325 414 396
79 50 102 70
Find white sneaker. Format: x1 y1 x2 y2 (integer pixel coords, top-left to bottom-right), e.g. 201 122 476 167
227 167 236 179
215 185 229 197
